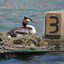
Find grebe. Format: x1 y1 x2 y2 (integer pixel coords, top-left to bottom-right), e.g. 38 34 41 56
7 17 36 37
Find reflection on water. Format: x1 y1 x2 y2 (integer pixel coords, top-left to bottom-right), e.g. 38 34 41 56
0 52 64 64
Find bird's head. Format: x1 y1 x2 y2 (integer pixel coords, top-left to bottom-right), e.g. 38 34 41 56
22 16 33 27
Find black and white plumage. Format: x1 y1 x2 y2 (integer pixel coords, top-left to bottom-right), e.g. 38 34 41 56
7 17 36 37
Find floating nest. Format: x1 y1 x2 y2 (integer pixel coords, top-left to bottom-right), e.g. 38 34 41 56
0 32 48 50
0 32 63 51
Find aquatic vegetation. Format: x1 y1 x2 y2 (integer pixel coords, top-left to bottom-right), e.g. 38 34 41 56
0 32 47 50
0 32 64 51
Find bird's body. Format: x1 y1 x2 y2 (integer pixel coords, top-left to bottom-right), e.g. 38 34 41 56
7 25 36 37
7 17 36 37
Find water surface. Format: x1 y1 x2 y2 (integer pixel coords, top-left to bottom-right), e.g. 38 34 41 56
0 0 64 64
0 52 64 64
0 0 64 37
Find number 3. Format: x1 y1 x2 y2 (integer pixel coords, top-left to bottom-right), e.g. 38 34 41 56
50 16 58 33
45 13 61 39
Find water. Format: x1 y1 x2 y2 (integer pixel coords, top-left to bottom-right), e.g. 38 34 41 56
0 0 64 37
0 0 64 64
0 52 64 64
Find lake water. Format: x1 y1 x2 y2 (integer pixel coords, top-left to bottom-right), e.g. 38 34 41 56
0 0 64 64
0 52 64 64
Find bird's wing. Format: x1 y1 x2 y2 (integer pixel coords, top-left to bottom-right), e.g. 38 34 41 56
14 28 29 34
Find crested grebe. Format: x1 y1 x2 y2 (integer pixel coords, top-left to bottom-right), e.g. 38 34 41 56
7 17 36 37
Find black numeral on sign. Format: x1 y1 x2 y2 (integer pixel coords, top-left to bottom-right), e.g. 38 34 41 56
50 16 58 33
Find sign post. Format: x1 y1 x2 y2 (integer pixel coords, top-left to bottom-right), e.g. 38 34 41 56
45 13 62 39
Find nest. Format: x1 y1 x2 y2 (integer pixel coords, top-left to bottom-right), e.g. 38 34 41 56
0 32 48 50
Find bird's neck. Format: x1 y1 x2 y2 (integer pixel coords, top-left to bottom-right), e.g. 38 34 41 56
23 23 27 27
26 25 36 34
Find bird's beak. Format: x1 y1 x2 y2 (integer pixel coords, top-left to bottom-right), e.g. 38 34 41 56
29 18 34 22
30 19 36 23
